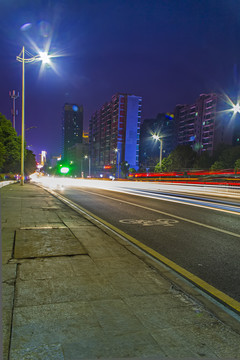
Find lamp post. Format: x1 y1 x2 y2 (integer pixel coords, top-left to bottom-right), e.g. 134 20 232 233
114 148 120 179
84 155 91 177
152 134 163 168
16 46 51 185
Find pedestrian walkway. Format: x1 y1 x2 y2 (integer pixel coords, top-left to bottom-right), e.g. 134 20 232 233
2 182 240 359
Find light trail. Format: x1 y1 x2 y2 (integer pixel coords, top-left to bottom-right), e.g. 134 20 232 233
66 188 240 238
32 175 240 214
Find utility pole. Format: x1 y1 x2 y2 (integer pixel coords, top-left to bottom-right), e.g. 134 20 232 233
9 90 19 130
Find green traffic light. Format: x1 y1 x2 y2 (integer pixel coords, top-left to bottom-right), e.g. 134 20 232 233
60 167 70 174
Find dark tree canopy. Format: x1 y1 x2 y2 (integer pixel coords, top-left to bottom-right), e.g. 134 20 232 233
0 113 21 173
0 113 36 174
153 143 240 172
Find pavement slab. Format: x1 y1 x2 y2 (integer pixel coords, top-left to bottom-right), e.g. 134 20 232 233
2 183 240 359
14 228 87 258
10 344 65 360
62 331 166 359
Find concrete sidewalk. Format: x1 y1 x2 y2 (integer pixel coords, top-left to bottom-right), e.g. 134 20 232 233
1 183 240 359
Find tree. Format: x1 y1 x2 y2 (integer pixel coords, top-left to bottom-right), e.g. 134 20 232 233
235 159 240 172
165 145 197 171
212 143 231 163
210 145 240 169
120 161 130 178
219 146 240 168
210 161 225 171
0 113 22 173
0 142 6 169
111 164 117 177
25 150 36 175
193 151 213 169
155 156 173 172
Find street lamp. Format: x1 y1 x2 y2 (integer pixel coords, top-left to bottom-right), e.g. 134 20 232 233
84 155 91 177
16 46 51 185
115 148 120 179
232 103 240 114
152 134 163 168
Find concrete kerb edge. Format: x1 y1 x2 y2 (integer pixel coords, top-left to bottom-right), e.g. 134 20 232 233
35 183 240 335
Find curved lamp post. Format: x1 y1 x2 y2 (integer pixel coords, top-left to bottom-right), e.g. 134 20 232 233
152 134 163 168
16 46 50 185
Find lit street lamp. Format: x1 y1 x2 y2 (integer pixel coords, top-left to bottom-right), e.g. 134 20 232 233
152 134 163 168
232 103 240 114
16 46 51 185
115 148 120 179
84 155 91 177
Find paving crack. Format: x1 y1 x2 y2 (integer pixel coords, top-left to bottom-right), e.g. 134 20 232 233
7 263 19 360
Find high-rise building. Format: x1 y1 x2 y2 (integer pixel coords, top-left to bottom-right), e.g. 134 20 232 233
89 93 142 176
62 103 83 161
40 150 47 166
174 94 234 154
139 113 176 169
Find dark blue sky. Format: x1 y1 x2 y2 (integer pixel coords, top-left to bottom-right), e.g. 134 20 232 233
0 0 240 160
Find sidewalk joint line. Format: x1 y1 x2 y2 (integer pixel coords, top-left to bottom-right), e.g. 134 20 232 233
7 263 19 360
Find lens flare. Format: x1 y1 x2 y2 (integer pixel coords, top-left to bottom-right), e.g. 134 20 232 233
233 103 240 114
39 51 50 64
20 23 32 32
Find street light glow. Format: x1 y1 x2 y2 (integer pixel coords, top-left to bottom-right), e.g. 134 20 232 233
16 46 56 185
152 134 160 141
39 51 51 64
152 134 163 168
219 93 240 120
233 103 240 114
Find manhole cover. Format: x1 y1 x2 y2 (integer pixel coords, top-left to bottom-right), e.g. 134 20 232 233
14 228 87 258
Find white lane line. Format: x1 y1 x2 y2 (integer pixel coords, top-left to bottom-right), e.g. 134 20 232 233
74 188 240 239
121 188 240 214
86 185 240 216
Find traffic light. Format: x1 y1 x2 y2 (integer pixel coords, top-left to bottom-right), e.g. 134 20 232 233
60 166 70 174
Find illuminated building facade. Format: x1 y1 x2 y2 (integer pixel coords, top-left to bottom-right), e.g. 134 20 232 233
174 94 234 154
40 150 47 166
89 93 142 175
139 113 176 169
62 103 83 161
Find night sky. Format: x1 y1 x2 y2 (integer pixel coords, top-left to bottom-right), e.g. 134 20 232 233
0 0 240 160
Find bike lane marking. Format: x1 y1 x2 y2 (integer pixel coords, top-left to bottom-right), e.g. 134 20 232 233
73 188 240 239
119 218 179 226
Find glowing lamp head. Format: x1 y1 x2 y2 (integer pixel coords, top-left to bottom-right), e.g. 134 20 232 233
39 51 50 64
152 134 160 141
233 103 240 114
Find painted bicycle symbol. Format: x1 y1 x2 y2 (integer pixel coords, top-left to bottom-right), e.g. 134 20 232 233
119 219 179 227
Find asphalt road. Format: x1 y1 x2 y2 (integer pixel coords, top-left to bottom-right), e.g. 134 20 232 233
55 183 240 305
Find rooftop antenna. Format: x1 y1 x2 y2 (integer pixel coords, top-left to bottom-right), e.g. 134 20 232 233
9 90 19 130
